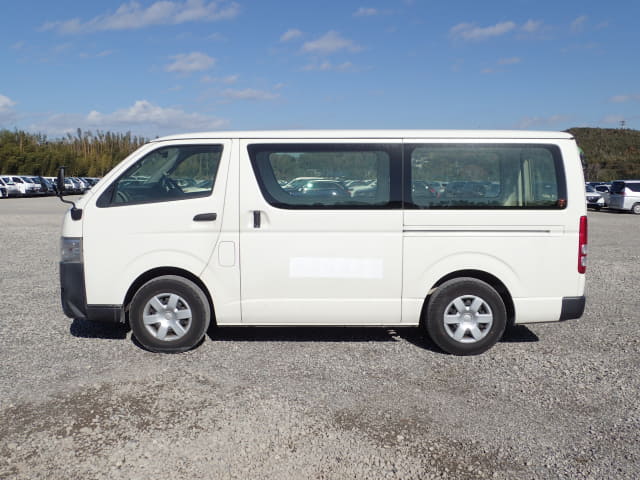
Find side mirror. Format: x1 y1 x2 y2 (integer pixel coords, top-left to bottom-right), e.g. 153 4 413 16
57 166 66 196
56 166 83 220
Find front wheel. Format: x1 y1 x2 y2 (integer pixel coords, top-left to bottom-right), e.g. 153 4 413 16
425 278 507 355
129 275 210 353
632 203 640 215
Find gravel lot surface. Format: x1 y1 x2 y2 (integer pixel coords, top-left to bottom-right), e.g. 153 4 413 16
0 197 639 479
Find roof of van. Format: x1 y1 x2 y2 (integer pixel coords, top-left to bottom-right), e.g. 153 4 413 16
153 130 574 142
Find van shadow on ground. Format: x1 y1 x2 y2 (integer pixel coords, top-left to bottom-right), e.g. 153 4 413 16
69 318 538 354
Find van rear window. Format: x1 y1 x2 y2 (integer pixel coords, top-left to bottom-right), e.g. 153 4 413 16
406 144 567 209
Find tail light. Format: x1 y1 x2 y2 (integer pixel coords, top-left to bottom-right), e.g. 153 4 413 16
578 216 587 274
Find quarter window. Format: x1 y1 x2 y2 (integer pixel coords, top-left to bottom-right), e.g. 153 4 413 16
407 144 566 209
98 145 222 207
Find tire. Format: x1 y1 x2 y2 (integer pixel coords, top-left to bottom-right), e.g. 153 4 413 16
425 277 507 355
632 203 640 215
129 275 210 353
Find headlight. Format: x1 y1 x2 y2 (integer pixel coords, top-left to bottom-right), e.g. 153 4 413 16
61 237 83 263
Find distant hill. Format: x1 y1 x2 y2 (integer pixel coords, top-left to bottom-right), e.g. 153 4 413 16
567 127 640 181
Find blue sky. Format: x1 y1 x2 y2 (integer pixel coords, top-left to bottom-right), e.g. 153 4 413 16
1 0 639 138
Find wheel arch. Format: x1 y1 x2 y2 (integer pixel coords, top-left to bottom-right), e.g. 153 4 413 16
123 267 216 325
420 269 515 328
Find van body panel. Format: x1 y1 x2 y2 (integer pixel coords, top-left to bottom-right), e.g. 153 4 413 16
402 138 586 324
200 139 242 324
237 138 403 325
81 139 233 306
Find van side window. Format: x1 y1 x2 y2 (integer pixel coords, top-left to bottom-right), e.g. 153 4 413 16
248 144 399 209
98 145 222 207
407 144 567 209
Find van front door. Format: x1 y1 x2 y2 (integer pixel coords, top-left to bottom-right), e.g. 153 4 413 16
82 140 234 312
239 139 403 325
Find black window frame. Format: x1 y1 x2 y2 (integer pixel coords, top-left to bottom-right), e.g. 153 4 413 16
97 144 224 208
403 143 568 210
247 143 403 210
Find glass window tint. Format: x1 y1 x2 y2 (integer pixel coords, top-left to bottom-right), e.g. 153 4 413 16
102 145 222 206
248 144 393 209
408 144 566 209
610 181 625 194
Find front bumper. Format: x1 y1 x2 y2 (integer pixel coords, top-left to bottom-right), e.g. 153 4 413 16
60 262 123 323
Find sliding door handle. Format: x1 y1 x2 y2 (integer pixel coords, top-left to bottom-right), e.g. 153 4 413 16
193 212 217 222
253 211 261 228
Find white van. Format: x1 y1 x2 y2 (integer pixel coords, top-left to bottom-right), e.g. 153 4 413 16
59 130 587 355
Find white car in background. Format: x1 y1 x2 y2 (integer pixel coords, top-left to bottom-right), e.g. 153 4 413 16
6 176 36 196
21 176 44 195
0 177 20 197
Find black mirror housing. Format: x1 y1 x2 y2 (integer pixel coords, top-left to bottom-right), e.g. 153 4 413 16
57 166 66 195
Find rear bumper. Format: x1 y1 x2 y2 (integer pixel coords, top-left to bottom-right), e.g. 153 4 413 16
60 262 123 323
559 296 586 321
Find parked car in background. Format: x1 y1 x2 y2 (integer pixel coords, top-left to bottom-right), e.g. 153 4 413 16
31 176 56 195
585 185 605 210
8 176 39 196
291 179 351 199
594 184 611 206
21 176 44 195
608 180 640 214
0 177 20 197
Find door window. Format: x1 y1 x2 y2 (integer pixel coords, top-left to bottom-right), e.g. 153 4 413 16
247 144 400 209
98 145 222 207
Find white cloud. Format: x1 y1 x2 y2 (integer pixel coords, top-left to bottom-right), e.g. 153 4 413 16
450 21 516 41
354 8 378 17
222 88 279 101
610 94 640 103
516 114 570 129
571 15 587 32
521 19 542 33
0 94 18 125
201 74 239 84
498 57 521 65
302 61 355 72
165 52 215 73
0 94 17 111
42 0 240 34
302 31 362 55
30 100 227 137
280 29 302 42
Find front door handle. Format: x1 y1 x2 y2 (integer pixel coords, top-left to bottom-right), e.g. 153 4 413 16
253 211 261 228
193 213 217 222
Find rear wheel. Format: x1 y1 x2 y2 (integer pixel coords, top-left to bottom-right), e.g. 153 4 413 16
425 277 507 355
129 275 210 353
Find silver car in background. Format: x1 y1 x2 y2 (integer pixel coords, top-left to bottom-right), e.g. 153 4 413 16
585 185 604 210
608 180 640 214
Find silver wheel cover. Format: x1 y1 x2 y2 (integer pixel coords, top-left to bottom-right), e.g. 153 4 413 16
443 295 494 344
142 293 193 341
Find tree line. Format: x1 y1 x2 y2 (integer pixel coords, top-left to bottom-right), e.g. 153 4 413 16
568 127 640 181
0 128 148 177
1 126 638 181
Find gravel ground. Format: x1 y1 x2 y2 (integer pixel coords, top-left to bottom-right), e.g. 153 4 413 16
0 197 639 480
